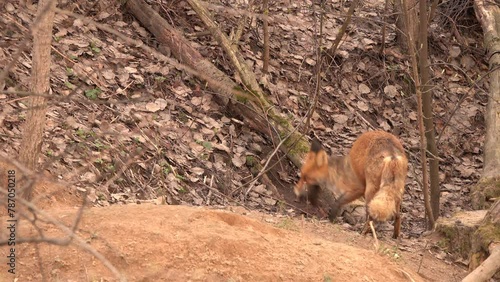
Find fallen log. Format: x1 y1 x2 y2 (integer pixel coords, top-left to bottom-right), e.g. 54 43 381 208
463 245 500 282
125 0 309 168
464 200 500 281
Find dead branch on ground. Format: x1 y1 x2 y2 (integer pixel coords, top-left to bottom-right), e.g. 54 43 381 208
125 0 309 167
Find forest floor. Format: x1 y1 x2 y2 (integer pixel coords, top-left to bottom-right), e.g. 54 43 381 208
0 0 488 280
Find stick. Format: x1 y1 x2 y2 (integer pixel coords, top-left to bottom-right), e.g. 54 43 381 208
369 220 380 251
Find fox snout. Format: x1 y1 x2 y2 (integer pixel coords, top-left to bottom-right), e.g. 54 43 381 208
294 179 307 197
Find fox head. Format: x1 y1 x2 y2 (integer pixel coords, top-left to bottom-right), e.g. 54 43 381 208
294 138 330 197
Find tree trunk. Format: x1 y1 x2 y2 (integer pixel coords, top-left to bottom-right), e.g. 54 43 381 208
125 0 310 168
18 0 56 200
471 0 500 209
394 0 418 51
402 0 436 228
467 2 500 277
418 0 440 225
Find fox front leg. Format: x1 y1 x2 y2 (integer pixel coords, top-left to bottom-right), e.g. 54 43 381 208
328 200 342 222
328 207 340 222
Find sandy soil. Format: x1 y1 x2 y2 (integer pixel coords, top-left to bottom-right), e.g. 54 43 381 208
4 202 468 282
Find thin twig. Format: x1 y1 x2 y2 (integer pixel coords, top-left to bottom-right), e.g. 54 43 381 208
0 188 126 281
304 1 325 133
326 0 361 59
262 0 270 74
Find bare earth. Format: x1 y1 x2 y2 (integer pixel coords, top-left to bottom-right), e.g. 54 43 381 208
8 203 467 281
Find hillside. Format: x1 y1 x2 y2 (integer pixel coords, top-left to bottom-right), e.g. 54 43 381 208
0 0 488 280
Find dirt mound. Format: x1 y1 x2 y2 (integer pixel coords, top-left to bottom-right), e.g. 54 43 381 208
11 204 432 281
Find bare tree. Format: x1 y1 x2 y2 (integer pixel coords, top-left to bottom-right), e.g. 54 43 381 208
417 0 440 226
464 1 500 278
400 0 440 228
471 0 500 209
18 0 57 200
401 0 435 228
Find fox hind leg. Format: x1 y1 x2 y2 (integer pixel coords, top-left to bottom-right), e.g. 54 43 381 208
393 201 401 239
361 211 371 235
362 180 378 235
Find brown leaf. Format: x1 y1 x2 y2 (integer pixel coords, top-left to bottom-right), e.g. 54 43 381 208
357 101 369 112
384 85 398 98
231 155 245 168
358 84 371 94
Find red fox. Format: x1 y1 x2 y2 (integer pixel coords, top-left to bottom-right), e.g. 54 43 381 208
294 131 408 239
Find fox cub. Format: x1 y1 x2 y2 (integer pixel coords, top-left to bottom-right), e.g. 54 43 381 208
295 131 408 239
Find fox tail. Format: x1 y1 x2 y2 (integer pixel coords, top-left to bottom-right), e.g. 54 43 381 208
368 156 407 221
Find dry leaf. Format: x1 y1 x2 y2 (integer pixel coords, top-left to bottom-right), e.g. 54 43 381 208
357 101 369 112
449 46 461 58
359 84 371 94
172 84 191 97
145 102 161 112
232 155 245 168
191 167 205 176
384 85 398 98
333 114 348 124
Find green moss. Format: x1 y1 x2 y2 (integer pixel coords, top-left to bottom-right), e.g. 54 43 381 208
380 244 402 261
472 178 500 209
484 179 500 198
273 113 289 128
235 93 249 103
436 222 475 259
233 85 251 103
245 155 257 166
283 134 309 156
476 223 500 247
436 238 450 249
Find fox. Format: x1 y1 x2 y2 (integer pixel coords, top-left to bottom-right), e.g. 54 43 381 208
294 131 408 239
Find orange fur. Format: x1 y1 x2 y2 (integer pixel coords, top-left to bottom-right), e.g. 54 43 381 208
294 131 408 239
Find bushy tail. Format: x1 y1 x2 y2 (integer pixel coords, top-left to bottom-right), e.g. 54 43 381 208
368 156 407 221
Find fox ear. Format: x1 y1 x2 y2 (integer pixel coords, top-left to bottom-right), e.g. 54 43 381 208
311 138 323 153
314 150 328 167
